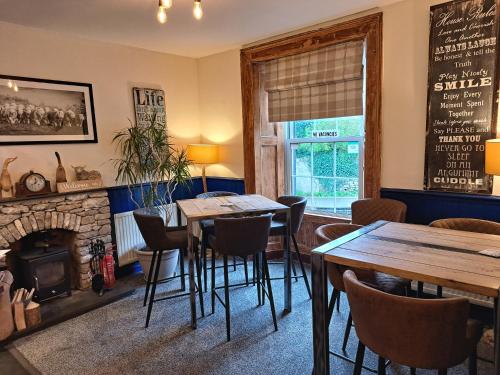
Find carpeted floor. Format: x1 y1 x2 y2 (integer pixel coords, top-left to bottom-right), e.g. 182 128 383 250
11 263 494 375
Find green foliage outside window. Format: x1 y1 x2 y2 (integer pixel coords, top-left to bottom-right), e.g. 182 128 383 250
291 116 363 200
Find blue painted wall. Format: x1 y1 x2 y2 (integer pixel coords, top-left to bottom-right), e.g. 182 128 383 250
107 176 245 215
381 188 500 225
107 178 499 229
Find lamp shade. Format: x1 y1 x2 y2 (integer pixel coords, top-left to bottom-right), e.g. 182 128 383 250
187 144 219 165
486 139 500 175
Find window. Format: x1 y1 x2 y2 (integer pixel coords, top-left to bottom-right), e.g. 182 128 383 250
286 116 364 217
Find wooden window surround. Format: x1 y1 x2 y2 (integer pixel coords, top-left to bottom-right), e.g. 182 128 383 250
240 13 383 255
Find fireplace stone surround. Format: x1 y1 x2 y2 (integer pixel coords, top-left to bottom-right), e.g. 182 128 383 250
0 189 112 289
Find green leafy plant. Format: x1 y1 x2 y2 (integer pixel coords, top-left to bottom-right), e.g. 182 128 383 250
112 113 191 223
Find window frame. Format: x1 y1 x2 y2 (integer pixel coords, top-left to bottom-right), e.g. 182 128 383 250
285 123 365 217
241 13 382 201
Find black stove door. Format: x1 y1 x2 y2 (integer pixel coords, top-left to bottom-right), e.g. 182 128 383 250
22 251 71 302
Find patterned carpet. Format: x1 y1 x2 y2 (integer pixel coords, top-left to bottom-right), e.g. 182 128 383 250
11 262 495 374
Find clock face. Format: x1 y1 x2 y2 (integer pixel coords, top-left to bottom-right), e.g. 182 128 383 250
25 173 46 193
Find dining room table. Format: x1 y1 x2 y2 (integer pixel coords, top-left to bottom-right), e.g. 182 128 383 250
311 220 500 375
176 193 292 329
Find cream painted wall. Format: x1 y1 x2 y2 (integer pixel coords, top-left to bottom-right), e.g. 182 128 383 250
380 0 430 190
0 22 200 188
196 0 500 194
197 50 244 178
382 0 499 194
2 0 498 194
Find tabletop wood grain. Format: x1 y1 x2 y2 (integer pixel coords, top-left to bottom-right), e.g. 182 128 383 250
324 221 500 298
177 194 288 221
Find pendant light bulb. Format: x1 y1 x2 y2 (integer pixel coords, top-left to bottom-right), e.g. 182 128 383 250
193 0 203 20
161 0 172 9
7 80 13 88
13 84 18 92
157 5 167 24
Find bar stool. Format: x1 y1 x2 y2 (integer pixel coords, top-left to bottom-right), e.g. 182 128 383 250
134 208 204 328
343 270 482 375
268 196 311 299
322 197 409 312
315 223 409 369
196 191 249 291
209 214 277 341
427 218 500 298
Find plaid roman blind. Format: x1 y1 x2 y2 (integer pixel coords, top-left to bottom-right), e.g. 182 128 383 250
261 40 364 123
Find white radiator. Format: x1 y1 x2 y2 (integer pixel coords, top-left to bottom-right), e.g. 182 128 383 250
114 204 178 267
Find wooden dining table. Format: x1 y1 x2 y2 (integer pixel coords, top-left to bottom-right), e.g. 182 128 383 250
311 220 500 375
176 194 292 329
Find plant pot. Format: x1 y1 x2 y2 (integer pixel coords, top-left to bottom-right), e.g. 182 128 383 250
135 248 179 282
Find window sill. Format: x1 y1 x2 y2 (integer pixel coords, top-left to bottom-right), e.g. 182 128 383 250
304 211 350 224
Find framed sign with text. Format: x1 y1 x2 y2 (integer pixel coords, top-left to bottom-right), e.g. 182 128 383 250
132 88 166 128
424 0 500 193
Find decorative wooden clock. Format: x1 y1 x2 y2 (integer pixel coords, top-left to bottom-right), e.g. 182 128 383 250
15 171 52 197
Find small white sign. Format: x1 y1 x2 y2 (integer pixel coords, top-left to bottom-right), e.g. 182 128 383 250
312 130 337 138
348 143 359 154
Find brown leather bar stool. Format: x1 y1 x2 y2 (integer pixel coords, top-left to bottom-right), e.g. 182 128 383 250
209 214 277 341
427 218 500 298
315 223 409 366
134 208 204 328
351 198 407 226
196 191 248 291
324 198 409 310
268 196 311 299
343 270 483 375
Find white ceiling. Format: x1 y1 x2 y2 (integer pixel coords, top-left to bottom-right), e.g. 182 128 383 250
0 0 403 58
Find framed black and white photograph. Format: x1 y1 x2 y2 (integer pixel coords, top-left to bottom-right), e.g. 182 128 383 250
0 75 98 145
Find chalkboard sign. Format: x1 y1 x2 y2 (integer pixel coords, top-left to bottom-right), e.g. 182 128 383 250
424 0 500 193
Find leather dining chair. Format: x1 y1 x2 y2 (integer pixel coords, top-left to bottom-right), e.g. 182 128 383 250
134 208 204 328
196 191 243 291
430 217 500 235
351 198 407 226
426 218 500 298
314 198 410 355
209 214 277 341
343 270 483 375
315 223 409 354
268 196 311 299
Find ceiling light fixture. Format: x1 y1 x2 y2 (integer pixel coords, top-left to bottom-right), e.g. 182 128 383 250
161 0 173 9
193 0 203 20
157 0 167 24
156 0 203 24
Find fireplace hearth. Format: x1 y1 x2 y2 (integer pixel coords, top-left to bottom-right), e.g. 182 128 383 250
0 189 112 290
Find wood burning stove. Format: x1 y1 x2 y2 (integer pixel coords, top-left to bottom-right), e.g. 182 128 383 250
16 246 71 302
9 230 73 302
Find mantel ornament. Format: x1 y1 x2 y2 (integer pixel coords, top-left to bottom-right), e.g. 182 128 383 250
0 156 17 198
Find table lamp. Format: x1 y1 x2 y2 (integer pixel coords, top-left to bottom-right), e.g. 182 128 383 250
187 144 219 193
486 139 500 176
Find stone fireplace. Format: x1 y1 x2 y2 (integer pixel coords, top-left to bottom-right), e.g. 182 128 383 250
0 190 112 290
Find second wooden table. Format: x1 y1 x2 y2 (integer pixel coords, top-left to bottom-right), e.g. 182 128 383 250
177 194 292 328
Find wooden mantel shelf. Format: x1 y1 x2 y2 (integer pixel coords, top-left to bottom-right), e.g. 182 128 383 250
0 187 108 205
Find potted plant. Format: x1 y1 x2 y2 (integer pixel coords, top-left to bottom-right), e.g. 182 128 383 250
112 113 191 281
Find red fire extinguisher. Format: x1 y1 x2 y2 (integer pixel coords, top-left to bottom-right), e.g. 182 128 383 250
101 246 116 289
